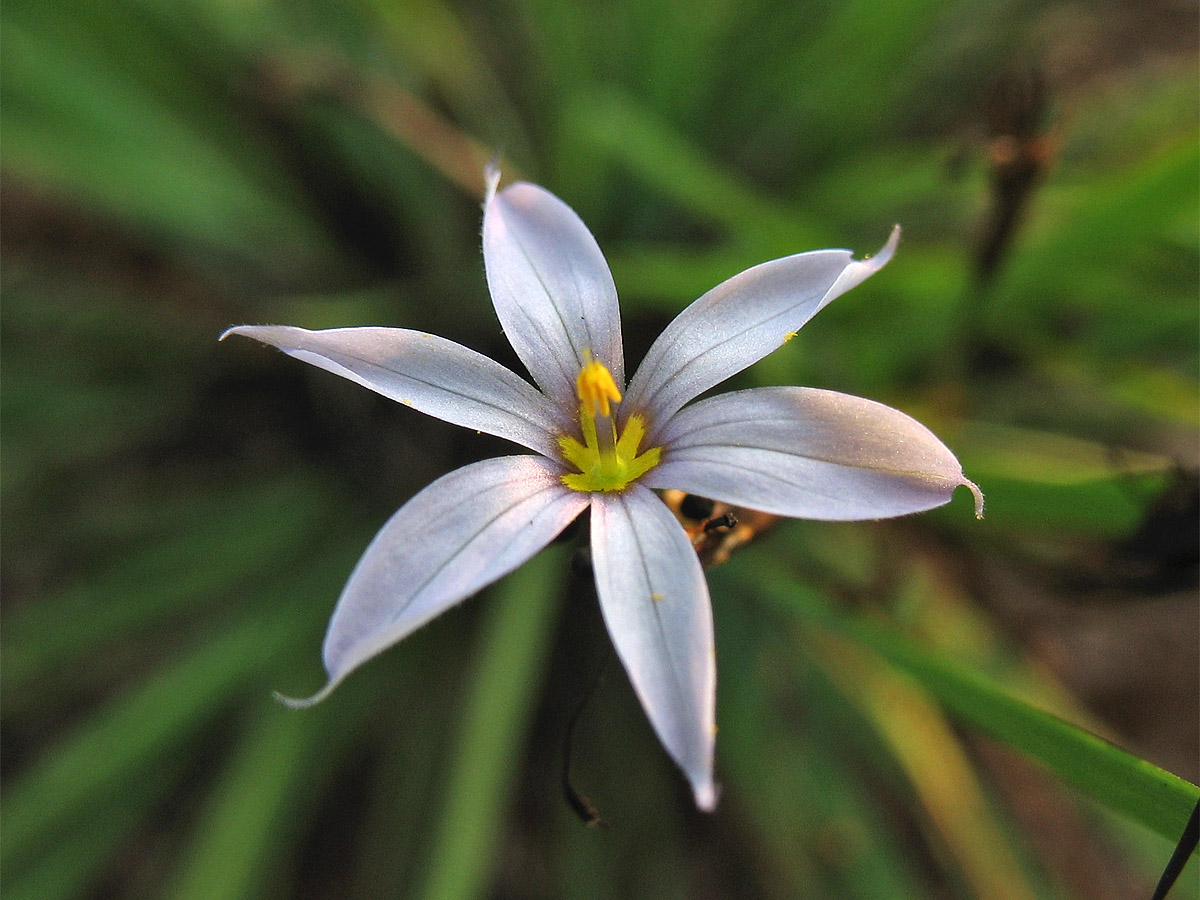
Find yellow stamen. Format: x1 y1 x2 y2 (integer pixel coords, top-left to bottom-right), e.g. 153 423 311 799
576 354 622 418
560 355 661 492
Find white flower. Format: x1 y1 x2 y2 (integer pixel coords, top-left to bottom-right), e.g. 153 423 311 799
224 172 981 810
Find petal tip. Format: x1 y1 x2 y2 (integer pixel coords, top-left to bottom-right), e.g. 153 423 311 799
273 681 338 709
693 778 720 812
872 224 901 267
964 478 985 519
221 324 285 345
484 162 502 205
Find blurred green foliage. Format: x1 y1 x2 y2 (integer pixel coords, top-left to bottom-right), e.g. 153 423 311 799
2 0 1197 898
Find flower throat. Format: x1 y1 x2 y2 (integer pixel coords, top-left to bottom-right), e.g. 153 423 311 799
559 354 661 492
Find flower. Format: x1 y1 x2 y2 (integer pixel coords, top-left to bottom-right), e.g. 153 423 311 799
223 171 982 811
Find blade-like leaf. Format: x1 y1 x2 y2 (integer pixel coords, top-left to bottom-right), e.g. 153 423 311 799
0 535 363 873
737 563 1200 842
419 548 566 900
163 685 377 900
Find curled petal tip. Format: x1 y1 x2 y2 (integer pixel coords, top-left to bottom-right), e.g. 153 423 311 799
964 478 985 519
218 325 248 342
873 224 901 265
273 681 338 709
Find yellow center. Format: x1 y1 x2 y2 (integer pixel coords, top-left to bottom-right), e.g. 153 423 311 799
559 356 662 492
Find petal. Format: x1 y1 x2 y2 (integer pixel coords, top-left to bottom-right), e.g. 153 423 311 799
590 485 718 810
483 181 624 411
623 228 899 434
643 386 983 520
223 325 568 457
297 456 587 703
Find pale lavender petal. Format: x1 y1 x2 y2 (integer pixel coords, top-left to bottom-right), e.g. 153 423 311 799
483 181 624 412
623 228 899 435
643 386 983 520
590 486 718 810
223 325 568 458
290 456 587 704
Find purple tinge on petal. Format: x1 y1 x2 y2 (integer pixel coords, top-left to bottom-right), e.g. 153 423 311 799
643 385 983 521
589 486 718 810
623 228 899 437
296 456 588 703
222 325 569 458
483 182 625 413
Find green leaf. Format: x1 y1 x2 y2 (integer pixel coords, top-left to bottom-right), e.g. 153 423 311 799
0 533 363 876
1 616 289 876
736 563 1200 843
418 548 566 900
2 476 342 695
561 87 820 252
162 692 374 900
715 598 930 899
946 421 1173 537
2 759 186 900
1 8 344 277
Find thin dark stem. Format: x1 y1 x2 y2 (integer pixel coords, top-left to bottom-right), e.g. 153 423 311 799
561 648 612 828
1151 801 1199 900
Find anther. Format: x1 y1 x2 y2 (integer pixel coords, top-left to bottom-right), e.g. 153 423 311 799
576 354 622 418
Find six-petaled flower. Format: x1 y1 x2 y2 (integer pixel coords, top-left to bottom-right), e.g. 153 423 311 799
224 170 981 810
